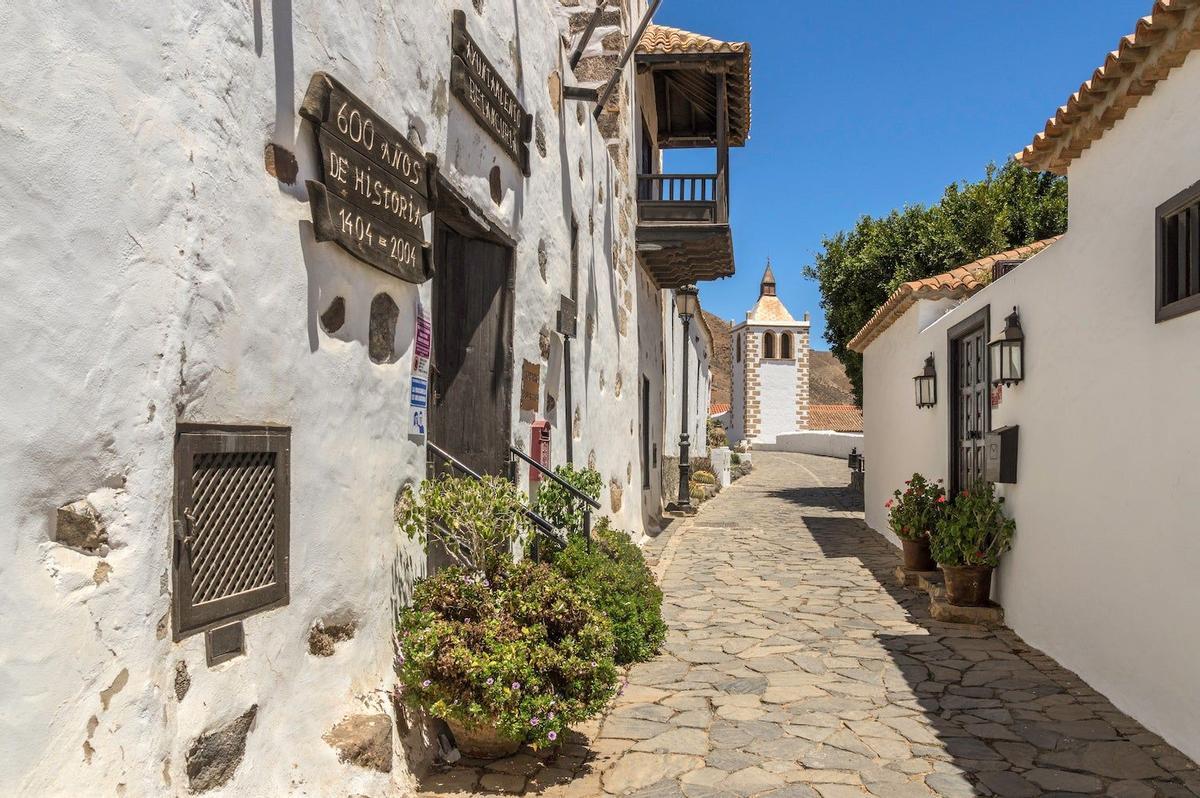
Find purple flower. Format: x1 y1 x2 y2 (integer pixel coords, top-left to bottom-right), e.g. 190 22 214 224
530 717 540 726
421 679 431 688
547 731 557 741
548 711 555 720
486 678 494 686
511 681 521 690
482 579 490 588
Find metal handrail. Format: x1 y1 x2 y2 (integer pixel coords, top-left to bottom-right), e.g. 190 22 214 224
509 447 596 552
425 442 566 551
510 448 601 509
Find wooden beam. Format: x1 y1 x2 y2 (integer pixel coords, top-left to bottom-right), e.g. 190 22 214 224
716 73 729 225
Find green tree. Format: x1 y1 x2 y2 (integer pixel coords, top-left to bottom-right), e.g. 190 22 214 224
804 161 1067 405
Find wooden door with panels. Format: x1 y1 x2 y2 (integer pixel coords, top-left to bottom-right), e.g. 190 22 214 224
948 309 990 494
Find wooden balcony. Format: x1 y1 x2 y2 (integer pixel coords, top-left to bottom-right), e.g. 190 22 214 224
637 172 734 288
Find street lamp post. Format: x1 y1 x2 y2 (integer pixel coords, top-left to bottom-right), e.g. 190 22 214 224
674 285 700 511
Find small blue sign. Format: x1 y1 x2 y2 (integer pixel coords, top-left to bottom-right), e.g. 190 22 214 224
410 377 428 409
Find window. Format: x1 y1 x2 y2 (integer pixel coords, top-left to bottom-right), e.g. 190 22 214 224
173 424 291 639
763 331 776 359
1157 179 1200 322
780 333 793 359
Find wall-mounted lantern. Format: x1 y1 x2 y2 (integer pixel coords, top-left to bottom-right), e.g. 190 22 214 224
989 307 1025 386
914 353 937 408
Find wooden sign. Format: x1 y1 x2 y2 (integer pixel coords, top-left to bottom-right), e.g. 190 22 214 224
300 72 433 283
450 10 532 176
520 360 541 412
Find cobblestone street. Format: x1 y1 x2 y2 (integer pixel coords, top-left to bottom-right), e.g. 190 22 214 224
421 453 1200 797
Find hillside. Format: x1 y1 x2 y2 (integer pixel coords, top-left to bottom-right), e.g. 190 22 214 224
701 311 856 408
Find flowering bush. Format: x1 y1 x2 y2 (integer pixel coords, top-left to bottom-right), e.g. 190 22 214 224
540 518 666 665
930 481 1016 567
886 473 946 541
395 475 531 576
396 560 618 748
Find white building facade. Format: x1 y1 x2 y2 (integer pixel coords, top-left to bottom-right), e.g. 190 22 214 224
0 2 747 794
853 2 1200 763
731 263 811 445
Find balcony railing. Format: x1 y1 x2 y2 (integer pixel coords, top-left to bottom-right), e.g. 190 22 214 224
638 173 727 224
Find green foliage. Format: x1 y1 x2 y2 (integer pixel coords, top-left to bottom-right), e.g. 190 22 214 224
707 418 728 449
540 519 667 665
886 473 946 541
533 464 603 537
930 482 1016 567
691 470 716 486
689 483 706 502
396 475 532 576
804 161 1067 404
730 452 742 465
396 560 618 748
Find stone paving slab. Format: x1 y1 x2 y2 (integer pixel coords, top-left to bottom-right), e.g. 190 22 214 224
417 452 1200 797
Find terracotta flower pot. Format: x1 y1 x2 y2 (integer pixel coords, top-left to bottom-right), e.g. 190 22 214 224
445 718 521 759
941 565 994 607
901 537 936 571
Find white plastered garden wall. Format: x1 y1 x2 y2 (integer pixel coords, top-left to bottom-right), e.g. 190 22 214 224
861 48 1200 762
0 1 648 794
757 431 863 459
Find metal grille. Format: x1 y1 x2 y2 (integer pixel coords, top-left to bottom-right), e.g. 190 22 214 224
189 451 278 604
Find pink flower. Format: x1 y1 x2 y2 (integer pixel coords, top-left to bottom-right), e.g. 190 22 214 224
548 731 557 742
421 679 431 688
884 500 893 509
936 496 947 504
548 711 555 720
512 681 521 690
486 678 494 685
531 717 540 726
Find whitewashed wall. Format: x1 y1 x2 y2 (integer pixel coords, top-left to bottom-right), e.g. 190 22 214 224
862 47 1200 762
758 431 863 459
0 1 647 794
757 359 798 443
662 303 713 462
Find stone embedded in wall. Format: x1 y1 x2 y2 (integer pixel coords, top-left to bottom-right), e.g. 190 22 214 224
92 561 112 585
368 293 399 364
574 407 582 440
186 706 258 793
472 0 484 13
99 668 128 711
573 53 619 82
308 620 357 657
538 239 548 282
320 296 346 333
535 116 548 158
174 662 191 701
263 143 298 185
56 499 108 553
614 372 623 397
601 31 627 51
570 9 620 34
576 103 585 126
547 71 561 114
588 449 597 470
323 714 393 772
609 478 623 513
539 326 552 360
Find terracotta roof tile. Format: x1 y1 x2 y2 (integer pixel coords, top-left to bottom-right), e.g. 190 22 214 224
1017 0 1200 175
747 295 796 323
709 402 731 415
848 237 1061 353
808 404 863 433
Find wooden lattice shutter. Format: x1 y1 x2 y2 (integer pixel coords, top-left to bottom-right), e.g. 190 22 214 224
173 425 290 639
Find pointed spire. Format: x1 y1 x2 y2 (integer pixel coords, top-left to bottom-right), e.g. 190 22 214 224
760 258 776 297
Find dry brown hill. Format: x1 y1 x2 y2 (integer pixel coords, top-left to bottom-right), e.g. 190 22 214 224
701 311 856 409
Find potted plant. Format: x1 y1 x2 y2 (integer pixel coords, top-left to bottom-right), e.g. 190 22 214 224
394 475 619 757
930 481 1016 606
396 560 618 758
886 473 946 571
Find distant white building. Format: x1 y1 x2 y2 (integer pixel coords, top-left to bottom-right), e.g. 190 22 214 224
730 262 811 444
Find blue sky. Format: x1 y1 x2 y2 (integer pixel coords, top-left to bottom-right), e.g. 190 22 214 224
655 0 1149 346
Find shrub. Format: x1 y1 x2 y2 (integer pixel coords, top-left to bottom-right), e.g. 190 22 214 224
396 560 618 748
930 482 1016 567
730 452 742 465
885 473 946 541
533 464 603 537
707 418 728 449
396 475 531 576
689 483 706 502
691 470 716 486
540 519 666 665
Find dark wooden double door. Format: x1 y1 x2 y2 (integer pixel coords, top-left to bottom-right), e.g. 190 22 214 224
430 223 513 476
951 319 989 494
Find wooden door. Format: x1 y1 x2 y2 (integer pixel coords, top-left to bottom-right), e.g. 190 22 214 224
431 223 513 476
951 322 989 493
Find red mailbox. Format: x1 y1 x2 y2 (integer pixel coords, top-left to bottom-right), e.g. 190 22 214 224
530 420 551 483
